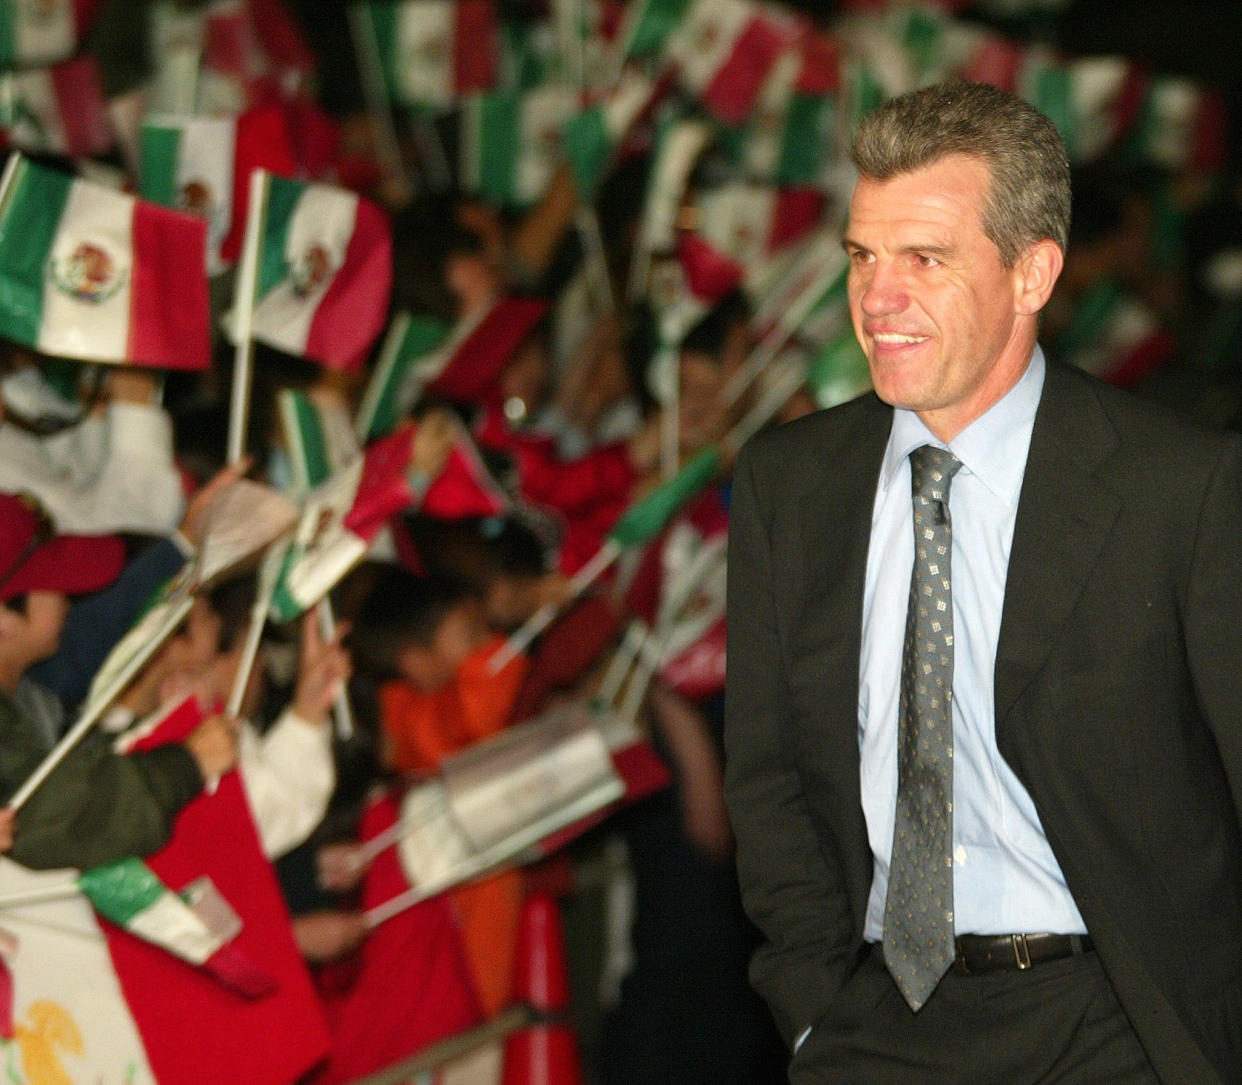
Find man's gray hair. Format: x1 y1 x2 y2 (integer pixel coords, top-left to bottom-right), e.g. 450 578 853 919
850 81 1071 267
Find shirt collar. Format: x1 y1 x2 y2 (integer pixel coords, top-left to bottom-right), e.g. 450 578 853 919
881 346 1046 506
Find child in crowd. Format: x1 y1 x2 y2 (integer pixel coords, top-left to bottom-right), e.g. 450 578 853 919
0 492 238 871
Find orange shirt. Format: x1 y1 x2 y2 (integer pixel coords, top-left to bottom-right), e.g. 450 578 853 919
379 635 530 777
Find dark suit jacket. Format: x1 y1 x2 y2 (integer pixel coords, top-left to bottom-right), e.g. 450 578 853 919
724 359 1242 1084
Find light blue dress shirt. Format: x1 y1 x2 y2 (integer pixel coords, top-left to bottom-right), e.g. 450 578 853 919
859 347 1088 940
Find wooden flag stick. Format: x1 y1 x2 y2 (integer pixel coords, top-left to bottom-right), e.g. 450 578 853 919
226 169 267 466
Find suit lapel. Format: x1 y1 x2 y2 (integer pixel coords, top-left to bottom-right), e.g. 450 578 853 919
994 363 1122 729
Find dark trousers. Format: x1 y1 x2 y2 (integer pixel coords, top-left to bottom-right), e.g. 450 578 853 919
790 945 1158 1084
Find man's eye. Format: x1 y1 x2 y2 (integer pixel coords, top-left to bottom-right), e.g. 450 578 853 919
915 253 941 268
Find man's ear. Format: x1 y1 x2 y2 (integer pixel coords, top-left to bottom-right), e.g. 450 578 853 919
1014 238 1064 316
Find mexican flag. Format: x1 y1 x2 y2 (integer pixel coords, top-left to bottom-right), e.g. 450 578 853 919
0 54 111 161
609 444 720 547
78 857 277 1000
355 311 449 441
0 154 211 370
728 32 839 188
269 427 419 623
562 68 659 199
244 170 392 371
459 83 578 209
1129 74 1228 173
1018 52 1143 164
360 0 498 112
0 696 330 1085
685 181 826 293
0 0 99 66
616 0 689 61
663 0 798 124
139 105 299 275
200 0 317 111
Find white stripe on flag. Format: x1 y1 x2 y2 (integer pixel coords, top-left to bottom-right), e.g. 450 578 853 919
252 184 361 358
171 115 237 275
125 890 224 966
38 179 135 360
667 0 752 95
14 0 76 65
0 859 156 1082
395 0 456 109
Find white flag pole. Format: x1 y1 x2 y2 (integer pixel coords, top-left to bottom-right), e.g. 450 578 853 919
226 169 267 466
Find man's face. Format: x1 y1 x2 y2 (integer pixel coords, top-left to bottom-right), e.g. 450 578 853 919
844 154 1036 441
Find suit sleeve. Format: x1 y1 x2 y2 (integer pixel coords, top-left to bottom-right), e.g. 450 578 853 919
723 443 860 1047
1182 436 1242 830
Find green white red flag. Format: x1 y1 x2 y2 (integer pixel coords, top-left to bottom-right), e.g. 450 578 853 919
0 54 111 161
460 83 578 208
662 0 800 124
245 170 392 371
616 0 689 61
1018 52 1143 164
562 68 660 199
360 0 498 112
139 105 299 275
0 154 211 370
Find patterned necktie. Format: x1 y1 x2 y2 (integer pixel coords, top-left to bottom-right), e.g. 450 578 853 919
883 444 962 1012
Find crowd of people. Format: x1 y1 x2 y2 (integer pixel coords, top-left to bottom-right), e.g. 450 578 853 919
0 0 1240 1082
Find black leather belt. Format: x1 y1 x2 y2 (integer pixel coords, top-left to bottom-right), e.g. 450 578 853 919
951 933 1094 975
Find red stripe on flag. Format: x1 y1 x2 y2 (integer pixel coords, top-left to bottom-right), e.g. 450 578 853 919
73 0 105 35
128 203 212 370
303 195 392 370
700 15 790 125
248 0 316 75
426 295 550 402
963 37 1025 93
220 106 299 265
795 31 840 95
107 698 331 1085
767 187 825 252
454 0 497 96
49 55 111 159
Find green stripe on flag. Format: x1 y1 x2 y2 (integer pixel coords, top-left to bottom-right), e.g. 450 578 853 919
280 388 332 489
625 0 690 57
563 106 612 201
777 94 832 185
609 446 720 547
358 313 449 440
139 123 182 208
476 92 522 207
77 857 168 928
1031 66 1074 160
0 3 17 66
807 326 870 409
256 173 304 300
367 1 399 102
0 156 71 349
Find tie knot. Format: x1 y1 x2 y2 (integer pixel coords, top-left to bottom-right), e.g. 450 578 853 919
909 445 961 505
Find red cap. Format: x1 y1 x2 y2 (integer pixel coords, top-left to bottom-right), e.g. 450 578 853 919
0 493 126 603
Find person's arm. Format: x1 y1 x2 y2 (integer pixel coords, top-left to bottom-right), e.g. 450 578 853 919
236 610 347 859
722 442 859 1048
2 703 237 871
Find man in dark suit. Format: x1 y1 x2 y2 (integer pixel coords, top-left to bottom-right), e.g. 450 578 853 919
724 81 1242 1083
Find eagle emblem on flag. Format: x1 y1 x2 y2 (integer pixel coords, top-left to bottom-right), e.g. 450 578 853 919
49 241 126 303
291 244 332 297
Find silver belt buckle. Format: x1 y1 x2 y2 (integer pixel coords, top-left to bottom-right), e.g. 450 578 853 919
1010 933 1032 970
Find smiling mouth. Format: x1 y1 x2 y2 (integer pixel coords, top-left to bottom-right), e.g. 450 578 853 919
871 332 928 345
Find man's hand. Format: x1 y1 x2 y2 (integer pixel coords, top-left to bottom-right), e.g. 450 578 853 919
184 713 240 783
0 808 15 853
